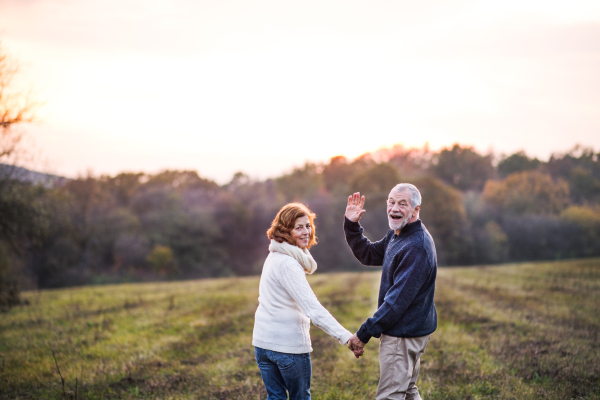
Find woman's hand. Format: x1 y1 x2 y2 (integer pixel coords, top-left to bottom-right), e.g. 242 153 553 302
345 192 366 223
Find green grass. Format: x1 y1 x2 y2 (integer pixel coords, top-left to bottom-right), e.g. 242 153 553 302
1 259 599 399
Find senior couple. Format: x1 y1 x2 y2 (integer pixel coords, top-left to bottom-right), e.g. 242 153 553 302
252 183 438 400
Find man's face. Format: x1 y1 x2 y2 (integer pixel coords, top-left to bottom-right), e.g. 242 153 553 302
387 189 417 231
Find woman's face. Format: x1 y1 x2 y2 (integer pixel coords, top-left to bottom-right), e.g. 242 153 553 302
290 215 311 249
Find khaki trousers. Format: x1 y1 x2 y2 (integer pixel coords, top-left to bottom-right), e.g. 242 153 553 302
376 333 431 400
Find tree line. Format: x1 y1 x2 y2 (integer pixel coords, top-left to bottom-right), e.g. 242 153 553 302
2 143 600 303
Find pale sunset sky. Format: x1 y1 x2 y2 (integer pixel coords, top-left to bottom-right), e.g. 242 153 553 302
1 0 599 183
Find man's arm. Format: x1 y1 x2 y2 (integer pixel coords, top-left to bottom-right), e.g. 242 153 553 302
344 192 387 266
356 246 432 343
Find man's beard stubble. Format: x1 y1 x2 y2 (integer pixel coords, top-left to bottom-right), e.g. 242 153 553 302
388 211 412 232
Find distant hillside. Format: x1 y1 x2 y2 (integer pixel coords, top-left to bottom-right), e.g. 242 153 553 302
0 164 69 187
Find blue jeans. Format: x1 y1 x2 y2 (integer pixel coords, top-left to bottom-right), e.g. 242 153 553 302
255 347 311 400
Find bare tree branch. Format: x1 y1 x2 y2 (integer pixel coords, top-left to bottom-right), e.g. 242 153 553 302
0 41 36 164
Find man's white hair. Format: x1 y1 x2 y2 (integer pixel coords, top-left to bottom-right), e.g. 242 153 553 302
391 183 422 208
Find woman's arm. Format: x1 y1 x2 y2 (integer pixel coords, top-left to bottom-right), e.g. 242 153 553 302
279 261 353 345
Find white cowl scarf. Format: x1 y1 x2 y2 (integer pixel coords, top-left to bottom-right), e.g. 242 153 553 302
268 239 317 275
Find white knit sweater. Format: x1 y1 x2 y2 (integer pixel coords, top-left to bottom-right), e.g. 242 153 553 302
252 241 353 354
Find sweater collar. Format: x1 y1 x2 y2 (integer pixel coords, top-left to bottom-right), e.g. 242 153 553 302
269 239 318 274
395 219 422 237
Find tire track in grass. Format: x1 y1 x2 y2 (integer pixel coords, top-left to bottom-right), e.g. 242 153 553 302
309 272 382 400
146 289 262 399
431 262 600 400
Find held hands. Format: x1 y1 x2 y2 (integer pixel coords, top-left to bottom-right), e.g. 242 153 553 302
346 334 366 359
345 192 366 223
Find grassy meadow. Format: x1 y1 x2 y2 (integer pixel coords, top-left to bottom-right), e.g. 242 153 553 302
1 258 599 399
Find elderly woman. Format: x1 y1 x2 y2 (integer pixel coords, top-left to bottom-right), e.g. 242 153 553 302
252 203 359 399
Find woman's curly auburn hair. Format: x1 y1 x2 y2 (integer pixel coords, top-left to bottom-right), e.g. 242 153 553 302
267 203 317 249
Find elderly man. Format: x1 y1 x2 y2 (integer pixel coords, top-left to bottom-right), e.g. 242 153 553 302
345 183 437 400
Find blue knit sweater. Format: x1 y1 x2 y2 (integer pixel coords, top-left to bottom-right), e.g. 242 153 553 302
344 217 438 342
